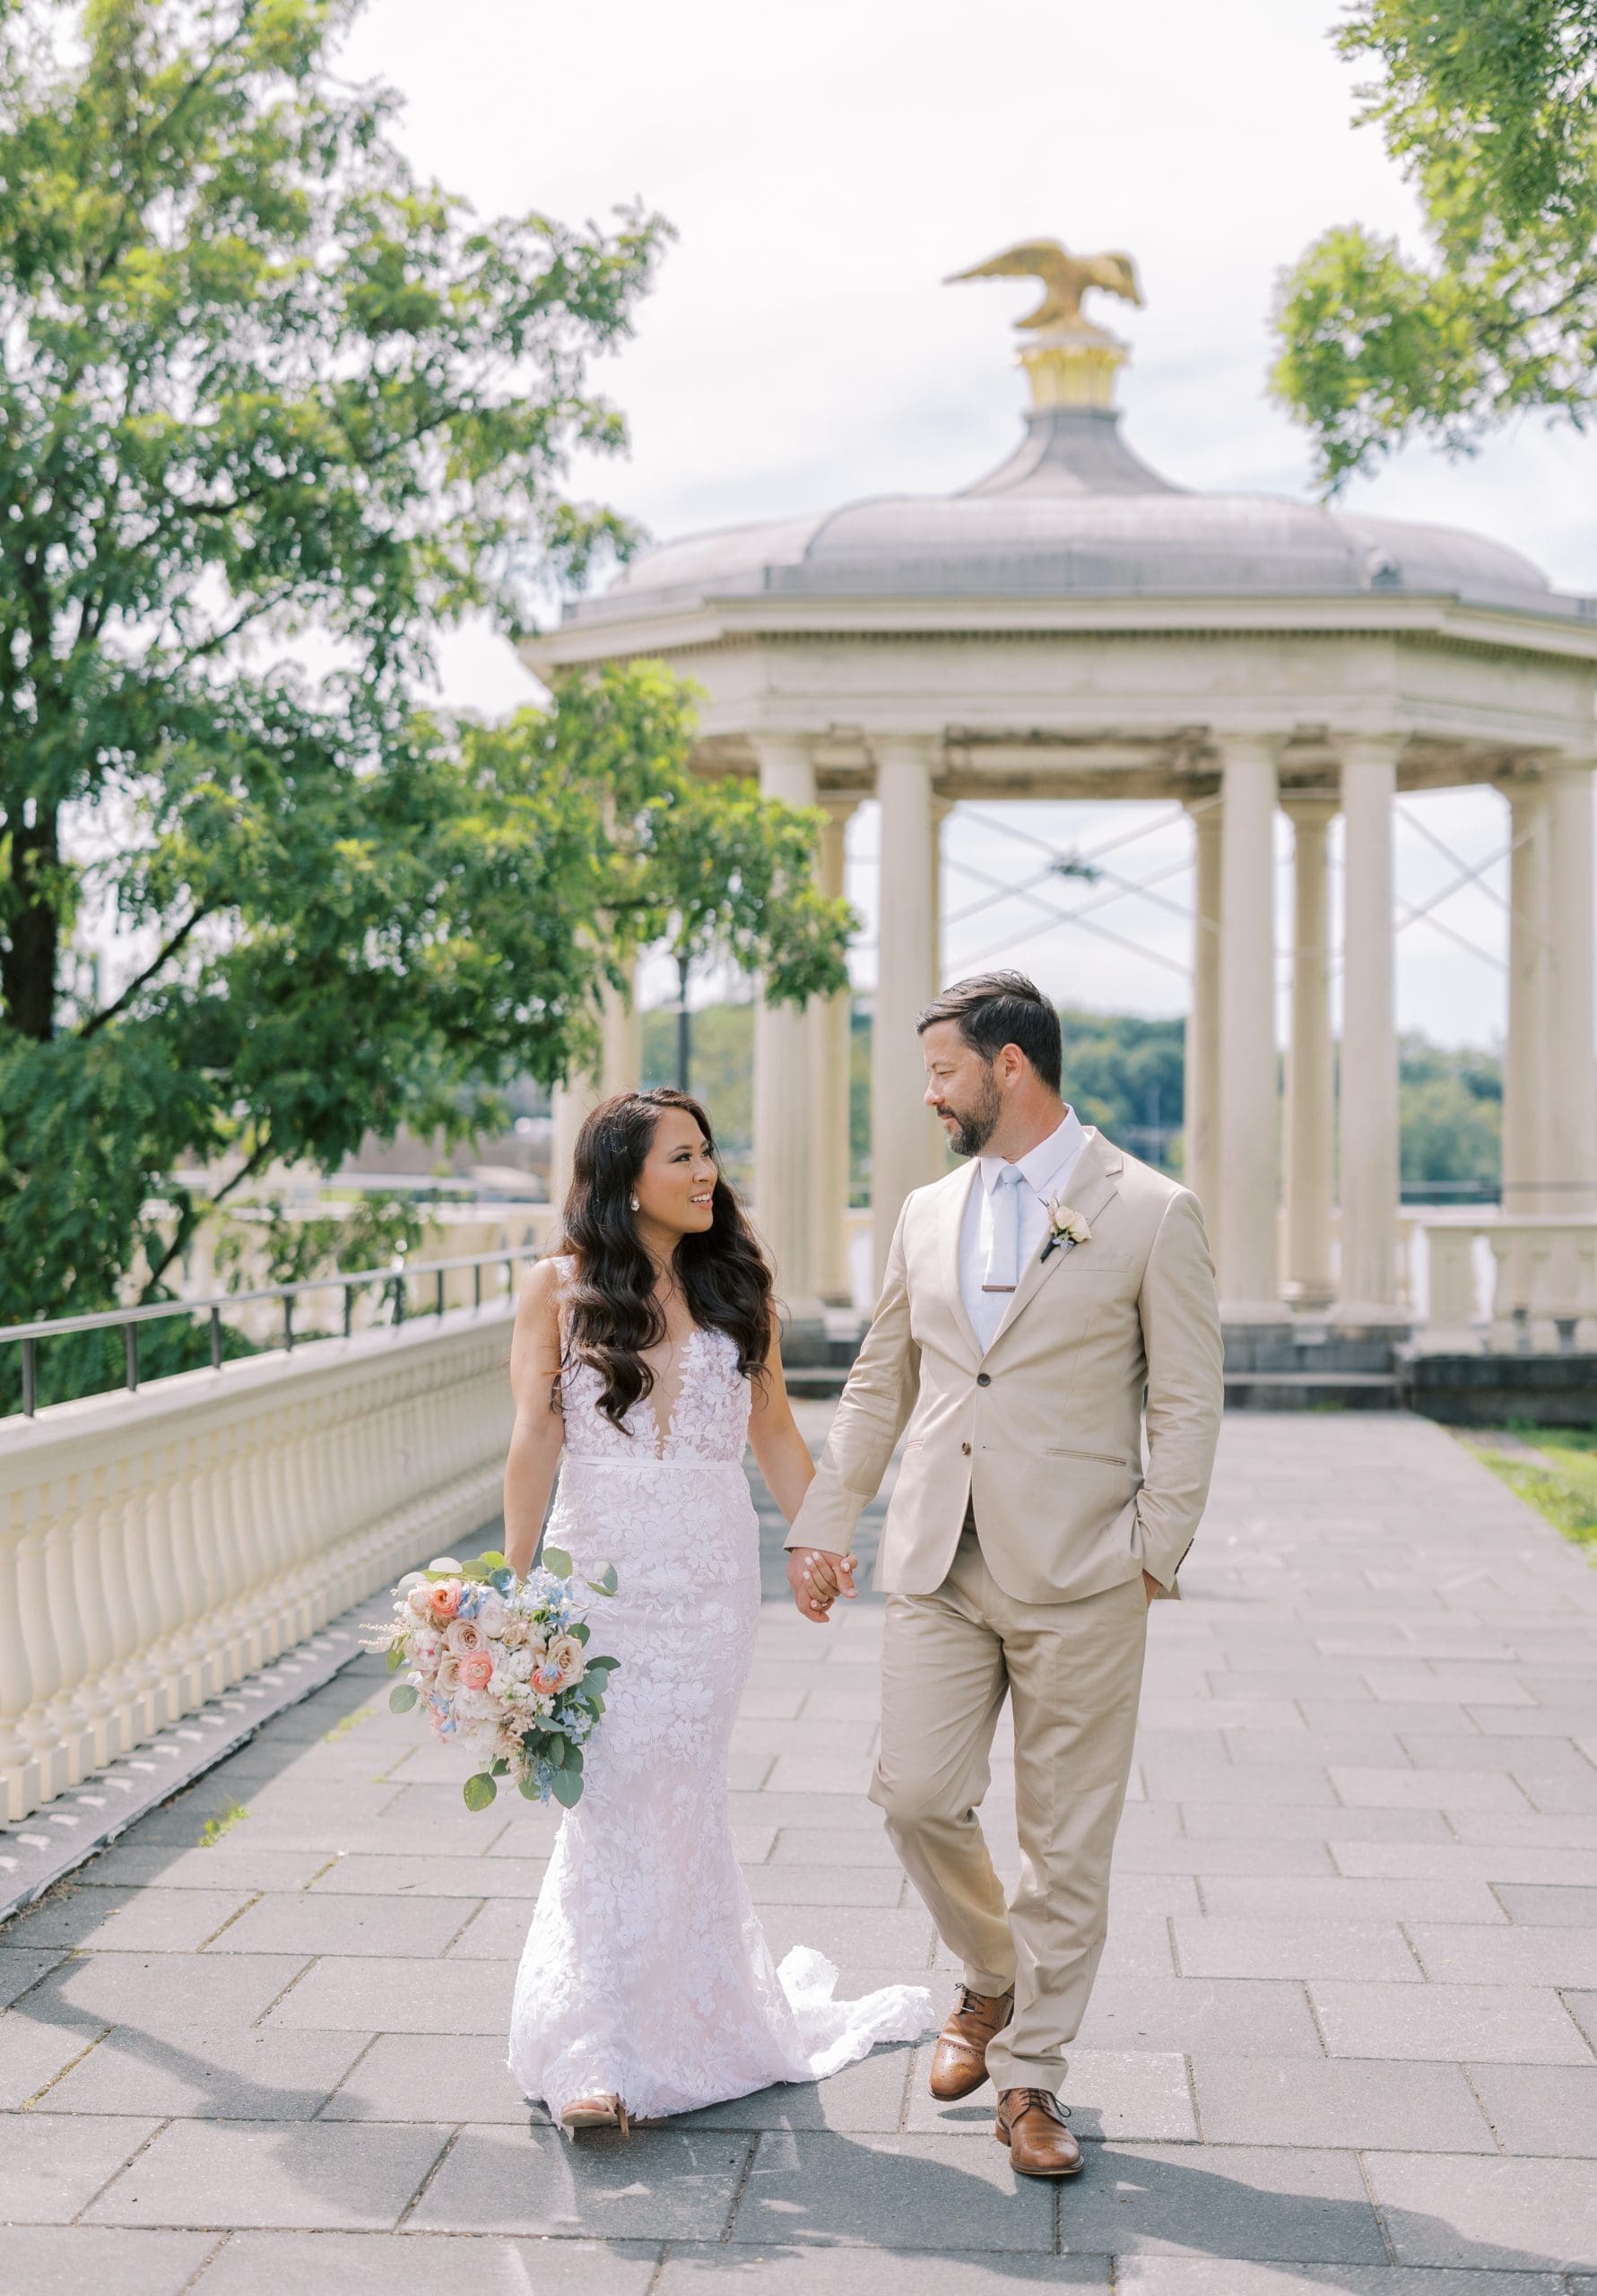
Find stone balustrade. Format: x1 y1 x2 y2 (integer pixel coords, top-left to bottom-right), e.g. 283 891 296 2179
0 1303 520 1823
1413 1215 1597 1351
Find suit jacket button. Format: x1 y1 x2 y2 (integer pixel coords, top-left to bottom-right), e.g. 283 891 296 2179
960 1441 971 1456
976 1372 991 1387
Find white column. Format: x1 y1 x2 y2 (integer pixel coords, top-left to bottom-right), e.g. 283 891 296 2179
1216 734 1286 1320
1335 735 1405 1324
753 734 824 1322
872 735 944 1285
812 799 858 1306
1544 758 1597 1217
1283 796 1337 1309
1501 776 1550 1217
549 970 641 1212
1183 795 1222 1235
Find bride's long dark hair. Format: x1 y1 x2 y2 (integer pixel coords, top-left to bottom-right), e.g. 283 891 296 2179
560 1088 774 1430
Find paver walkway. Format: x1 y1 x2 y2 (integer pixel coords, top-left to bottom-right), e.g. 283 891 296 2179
3 1413 1597 2295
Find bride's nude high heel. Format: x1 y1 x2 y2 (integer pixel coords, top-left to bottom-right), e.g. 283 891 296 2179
560 2092 630 2136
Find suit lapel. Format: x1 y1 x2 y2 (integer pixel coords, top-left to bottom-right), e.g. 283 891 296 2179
987 1130 1123 1351
938 1160 984 1362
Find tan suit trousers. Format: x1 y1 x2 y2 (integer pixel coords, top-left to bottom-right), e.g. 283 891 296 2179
871 1509 1148 2096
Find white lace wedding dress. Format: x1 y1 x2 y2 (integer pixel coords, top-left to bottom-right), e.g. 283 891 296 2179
508 1277 932 2121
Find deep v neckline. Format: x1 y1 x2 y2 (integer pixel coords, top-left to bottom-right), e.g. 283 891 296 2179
640 1324 707 1460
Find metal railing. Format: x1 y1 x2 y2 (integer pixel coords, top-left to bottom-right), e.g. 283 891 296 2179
0 1245 542 1420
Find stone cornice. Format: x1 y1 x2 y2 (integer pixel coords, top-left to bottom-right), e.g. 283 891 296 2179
521 588 1597 674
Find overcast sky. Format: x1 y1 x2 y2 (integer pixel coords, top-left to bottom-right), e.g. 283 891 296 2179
341 0 1597 1048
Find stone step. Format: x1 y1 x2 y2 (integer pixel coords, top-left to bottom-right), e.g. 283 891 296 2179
1223 1370 1405 1412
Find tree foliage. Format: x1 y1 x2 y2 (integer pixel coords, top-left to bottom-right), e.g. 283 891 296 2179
1272 0 1597 487
1397 1031 1501 1196
0 2 851 1327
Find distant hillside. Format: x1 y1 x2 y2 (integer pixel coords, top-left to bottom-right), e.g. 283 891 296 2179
642 999 1502 1203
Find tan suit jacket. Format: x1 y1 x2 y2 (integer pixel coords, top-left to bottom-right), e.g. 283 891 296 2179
786 1128 1223 1603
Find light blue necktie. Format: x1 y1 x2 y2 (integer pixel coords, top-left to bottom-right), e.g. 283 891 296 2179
981 1163 1025 1292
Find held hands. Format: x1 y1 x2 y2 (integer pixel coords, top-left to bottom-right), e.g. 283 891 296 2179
786 1545 859 1624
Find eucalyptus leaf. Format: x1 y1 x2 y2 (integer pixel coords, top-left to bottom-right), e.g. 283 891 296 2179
546 1735 568 1769
386 1645 405 1673
463 1772 498 1813
551 1767 584 1809
542 1547 573 1579
586 1563 619 1596
518 1772 542 1798
584 1654 621 1675
568 1620 590 1646
388 1683 418 1713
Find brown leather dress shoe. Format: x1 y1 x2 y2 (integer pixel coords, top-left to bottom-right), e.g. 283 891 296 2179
995 2086 1083 2178
928 1984 1015 2101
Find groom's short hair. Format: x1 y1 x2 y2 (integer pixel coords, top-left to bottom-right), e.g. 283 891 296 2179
916 971 1063 1094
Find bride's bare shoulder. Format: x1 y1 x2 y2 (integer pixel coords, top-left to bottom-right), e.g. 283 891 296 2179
515 1252 568 1333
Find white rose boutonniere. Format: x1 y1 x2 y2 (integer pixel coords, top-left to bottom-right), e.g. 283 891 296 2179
1040 1195 1091 1264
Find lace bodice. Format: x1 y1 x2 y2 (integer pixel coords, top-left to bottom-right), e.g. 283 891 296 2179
556 1259 751 1465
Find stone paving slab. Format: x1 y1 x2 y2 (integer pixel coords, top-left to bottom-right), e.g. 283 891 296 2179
38 2025 371 2119
409 2123 751 2239
191 2231 664 2296
80 2115 452 2231
0 2226 220 2296
1363 2152 1597 2272
2 1413 1596 2287
1113 2266 1567 2295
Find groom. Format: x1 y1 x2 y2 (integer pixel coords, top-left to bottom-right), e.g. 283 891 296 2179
785 970 1222 2178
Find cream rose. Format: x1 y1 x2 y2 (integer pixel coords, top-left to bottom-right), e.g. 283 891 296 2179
443 1618 485 1657
545 1632 586 1692
474 1590 510 1638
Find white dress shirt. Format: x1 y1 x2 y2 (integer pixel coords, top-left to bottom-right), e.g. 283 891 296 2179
958 1107 1088 1353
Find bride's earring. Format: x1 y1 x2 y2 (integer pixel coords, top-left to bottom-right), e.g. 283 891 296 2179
629 1194 640 1213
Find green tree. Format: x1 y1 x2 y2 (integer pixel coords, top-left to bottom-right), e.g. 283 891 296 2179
1398 1033 1501 1196
641 1000 755 1185
1272 0 1597 487
0 3 850 1331
2 654 851 1332
1060 1008 1185 1171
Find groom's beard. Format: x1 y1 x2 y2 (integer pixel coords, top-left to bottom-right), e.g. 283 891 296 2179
936 1068 1002 1159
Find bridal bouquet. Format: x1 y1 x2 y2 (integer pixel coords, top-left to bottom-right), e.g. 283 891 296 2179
363 1547 620 1810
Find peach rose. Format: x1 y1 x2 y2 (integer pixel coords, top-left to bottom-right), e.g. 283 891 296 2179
443 1618 484 1656
458 1650 494 1692
427 1581 463 1622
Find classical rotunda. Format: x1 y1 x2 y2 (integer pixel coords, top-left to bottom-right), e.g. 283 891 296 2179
524 243 1597 1338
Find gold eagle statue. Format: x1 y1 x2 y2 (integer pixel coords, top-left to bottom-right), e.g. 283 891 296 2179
946 239 1143 332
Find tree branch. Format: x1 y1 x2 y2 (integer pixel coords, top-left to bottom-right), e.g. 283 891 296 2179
138 1128 273 1297
77 906 213 1039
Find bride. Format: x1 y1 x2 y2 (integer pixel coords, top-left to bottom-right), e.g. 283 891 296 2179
502 1086 930 2133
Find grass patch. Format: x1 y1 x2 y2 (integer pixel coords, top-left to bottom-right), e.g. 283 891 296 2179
1468 1425 1597 1555
197 1800 250 1847
321 1703 375 1744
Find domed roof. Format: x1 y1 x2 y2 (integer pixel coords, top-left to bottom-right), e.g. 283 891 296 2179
572 404 1580 624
